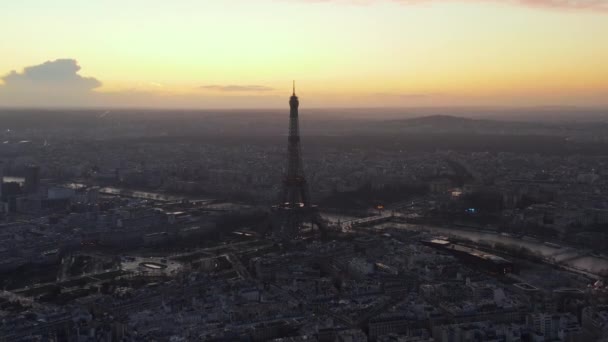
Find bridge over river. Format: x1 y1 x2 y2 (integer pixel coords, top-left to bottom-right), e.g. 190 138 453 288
382 222 608 278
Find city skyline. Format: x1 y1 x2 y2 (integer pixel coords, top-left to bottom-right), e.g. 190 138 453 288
2 2 608 340
1 0 608 109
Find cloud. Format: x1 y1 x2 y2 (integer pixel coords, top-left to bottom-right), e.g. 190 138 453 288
374 92 442 99
0 59 282 108
200 85 275 92
1 59 101 92
0 59 103 107
510 0 608 11
293 0 608 12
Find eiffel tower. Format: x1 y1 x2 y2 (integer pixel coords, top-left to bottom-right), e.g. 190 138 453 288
272 82 325 241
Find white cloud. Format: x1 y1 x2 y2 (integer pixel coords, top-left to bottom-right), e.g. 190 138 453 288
200 85 275 92
1 59 101 92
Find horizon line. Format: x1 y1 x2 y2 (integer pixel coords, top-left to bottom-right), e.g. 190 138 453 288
1 104 607 112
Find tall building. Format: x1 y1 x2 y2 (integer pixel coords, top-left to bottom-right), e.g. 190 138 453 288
0 160 3 199
582 306 608 340
24 165 40 194
272 83 325 241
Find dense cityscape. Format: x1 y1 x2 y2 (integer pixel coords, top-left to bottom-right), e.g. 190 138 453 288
0 91 607 342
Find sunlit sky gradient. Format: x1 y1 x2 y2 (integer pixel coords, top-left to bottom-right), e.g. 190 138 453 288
1 0 608 108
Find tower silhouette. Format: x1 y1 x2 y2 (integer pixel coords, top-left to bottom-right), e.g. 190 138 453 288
272 82 325 240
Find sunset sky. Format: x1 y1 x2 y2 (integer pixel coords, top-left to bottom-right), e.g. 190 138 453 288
1 0 608 108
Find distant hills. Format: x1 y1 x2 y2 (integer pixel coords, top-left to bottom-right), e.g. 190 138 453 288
362 114 545 135
0 109 607 141
354 114 608 141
